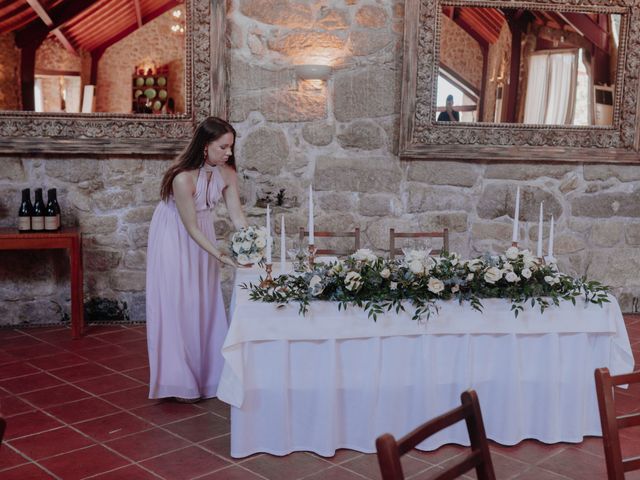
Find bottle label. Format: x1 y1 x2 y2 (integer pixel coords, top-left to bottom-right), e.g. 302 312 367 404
32 217 44 230
45 216 59 230
18 217 31 231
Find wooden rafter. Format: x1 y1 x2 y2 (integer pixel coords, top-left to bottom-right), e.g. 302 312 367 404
132 0 142 27
558 12 609 51
25 0 77 54
15 0 99 48
90 0 178 52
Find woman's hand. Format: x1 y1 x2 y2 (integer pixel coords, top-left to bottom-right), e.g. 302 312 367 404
217 253 239 268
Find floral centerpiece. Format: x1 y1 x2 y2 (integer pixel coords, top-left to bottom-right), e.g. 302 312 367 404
242 246 610 321
230 226 268 266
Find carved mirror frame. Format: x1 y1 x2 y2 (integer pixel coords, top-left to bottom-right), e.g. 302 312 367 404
399 0 640 163
0 0 227 156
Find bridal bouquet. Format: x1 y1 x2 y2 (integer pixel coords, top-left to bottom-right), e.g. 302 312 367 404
230 226 267 265
242 246 610 321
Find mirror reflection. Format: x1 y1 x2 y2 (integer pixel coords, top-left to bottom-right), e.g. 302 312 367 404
0 0 186 115
437 6 621 125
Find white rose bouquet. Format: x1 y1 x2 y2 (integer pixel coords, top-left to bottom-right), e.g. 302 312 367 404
230 226 268 266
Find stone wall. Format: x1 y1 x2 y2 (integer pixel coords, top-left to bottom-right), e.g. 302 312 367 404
0 0 639 326
440 14 483 91
97 9 185 113
0 33 21 110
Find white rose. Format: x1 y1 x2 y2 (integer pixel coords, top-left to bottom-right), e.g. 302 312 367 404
467 259 483 272
409 260 424 275
503 262 514 271
505 271 520 283
249 252 262 263
254 237 266 249
232 242 242 253
309 275 324 296
484 267 502 284
521 268 532 279
256 228 267 239
241 240 252 251
331 262 344 275
390 282 398 291
237 254 250 265
427 278 445 294
451 284 460 293
351 248 377 263
506 246 519 260
544 275 557 285
380 268 391 279
467 273 474 281
345 271 362 291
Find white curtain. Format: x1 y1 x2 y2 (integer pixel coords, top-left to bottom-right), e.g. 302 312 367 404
523 51 578 125
523 55 549 123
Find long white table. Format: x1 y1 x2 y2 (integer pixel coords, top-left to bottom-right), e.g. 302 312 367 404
217 265 634 458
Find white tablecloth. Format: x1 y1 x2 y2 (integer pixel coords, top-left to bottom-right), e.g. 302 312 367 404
217 265 634 458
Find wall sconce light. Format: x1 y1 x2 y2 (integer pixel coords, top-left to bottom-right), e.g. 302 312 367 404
295 64 332 81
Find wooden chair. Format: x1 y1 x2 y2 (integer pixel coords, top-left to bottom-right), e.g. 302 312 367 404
376 389 496 480
298 227 361 257
0 416 6 446
389 228 449 260
594 368 640 479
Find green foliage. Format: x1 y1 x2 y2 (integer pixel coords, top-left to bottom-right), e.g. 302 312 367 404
242 247 610 322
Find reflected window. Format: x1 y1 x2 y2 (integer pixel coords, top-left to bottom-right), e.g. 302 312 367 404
436 71 478 122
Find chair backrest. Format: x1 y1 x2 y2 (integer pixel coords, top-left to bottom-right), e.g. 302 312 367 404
376 389 495 480
389 228 449 260
0 416 6 446
298 227 361 257
594 367 640 479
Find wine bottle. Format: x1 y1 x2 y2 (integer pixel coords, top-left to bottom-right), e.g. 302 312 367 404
18 188 33 233
32 188 45 232
45 188 61 231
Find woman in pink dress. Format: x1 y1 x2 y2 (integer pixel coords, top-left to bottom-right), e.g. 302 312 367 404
146 117 247 402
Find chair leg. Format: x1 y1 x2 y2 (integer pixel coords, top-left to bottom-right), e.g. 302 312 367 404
376 433 404 480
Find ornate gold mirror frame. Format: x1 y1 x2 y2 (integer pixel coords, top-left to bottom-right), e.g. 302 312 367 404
400 0 640 163
0 0 227 155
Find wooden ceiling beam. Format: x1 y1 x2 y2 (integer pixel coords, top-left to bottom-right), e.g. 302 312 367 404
90 0 179 53
69 3 133 40
132 0 143 27
25 0 78 54
558 12 608 51
458 11 498 44
453 15 490 49
15 0 99 48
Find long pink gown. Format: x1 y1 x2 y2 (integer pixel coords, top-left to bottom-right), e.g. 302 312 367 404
146 166 228 399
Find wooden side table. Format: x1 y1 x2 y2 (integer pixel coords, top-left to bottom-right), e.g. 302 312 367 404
0 228 84 338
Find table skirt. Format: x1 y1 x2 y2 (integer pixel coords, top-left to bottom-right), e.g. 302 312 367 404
229 331 625 458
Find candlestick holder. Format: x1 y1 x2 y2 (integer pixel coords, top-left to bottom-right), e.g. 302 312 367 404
259 263 276 288
511 241 518 248
307 245 317 269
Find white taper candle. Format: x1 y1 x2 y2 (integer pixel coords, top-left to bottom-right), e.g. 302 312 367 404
280 214 286 274
512 186 520 243
265 205 272 263
537 201 544 258
548 214 554 258
308 184 314 245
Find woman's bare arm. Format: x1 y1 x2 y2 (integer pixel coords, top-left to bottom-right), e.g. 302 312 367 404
172 171 236 267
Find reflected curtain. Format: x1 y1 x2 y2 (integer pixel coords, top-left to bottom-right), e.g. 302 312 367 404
523 51 578 125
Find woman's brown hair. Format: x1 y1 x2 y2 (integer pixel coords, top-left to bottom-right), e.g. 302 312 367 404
160 117 236 201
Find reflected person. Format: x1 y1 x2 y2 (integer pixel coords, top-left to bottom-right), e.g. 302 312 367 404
437 94 459 122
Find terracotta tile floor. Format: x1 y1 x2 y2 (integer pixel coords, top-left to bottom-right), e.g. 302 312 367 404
1 316 640 479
